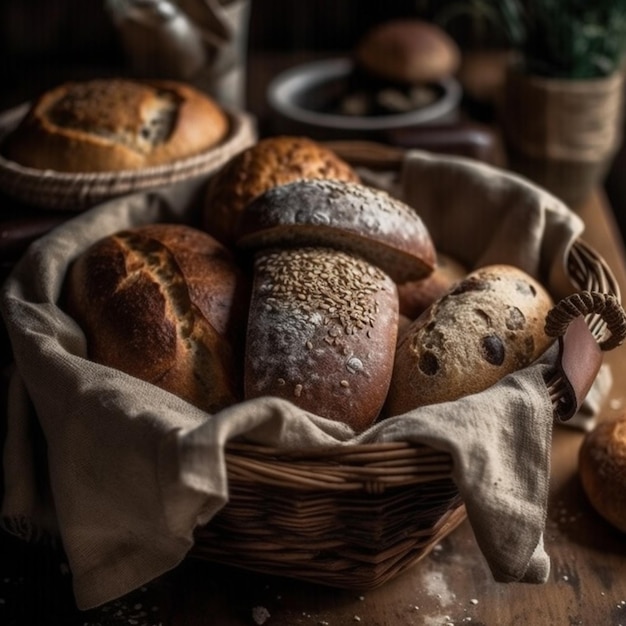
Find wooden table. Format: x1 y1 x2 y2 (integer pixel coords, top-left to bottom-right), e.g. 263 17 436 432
2 51 626 626
1 189 625 626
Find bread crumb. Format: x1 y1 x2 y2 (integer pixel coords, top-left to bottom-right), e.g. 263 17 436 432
252 606 271 625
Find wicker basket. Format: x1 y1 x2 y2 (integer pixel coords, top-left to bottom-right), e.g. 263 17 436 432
0 102 256 211
191 141 626 591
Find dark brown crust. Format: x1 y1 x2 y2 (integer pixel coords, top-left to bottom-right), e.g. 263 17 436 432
65 223 246 413
355 19 460 84
244 247 398 432
237 179 436 284
3 79 229 172
203 136 360 246
397 252 468 319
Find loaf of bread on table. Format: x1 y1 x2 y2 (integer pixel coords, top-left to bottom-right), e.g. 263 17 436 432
237 178 436 432
203 135 360 246
2 78 229 172
64 223 247 413
579 415 626 533
386 264 554 415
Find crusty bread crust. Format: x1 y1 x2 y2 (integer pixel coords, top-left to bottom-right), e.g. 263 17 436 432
386 264 554 415
237 178 436 284
65 223 246 413
3 79 229 172
355 19 460 84
203 136 360 246
579 417 626 533
244 247 398 431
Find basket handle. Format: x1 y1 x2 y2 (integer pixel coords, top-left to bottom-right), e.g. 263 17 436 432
544 291 626 422
545 291 626 350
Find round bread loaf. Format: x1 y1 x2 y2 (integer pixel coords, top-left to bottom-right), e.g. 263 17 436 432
203 136 360 246
237 178 436 284
355 19 460 84
65 223 246 413
579 416 626 533
2 78 229 172
244 246 399 432
397 252 467 319
386 264 554 415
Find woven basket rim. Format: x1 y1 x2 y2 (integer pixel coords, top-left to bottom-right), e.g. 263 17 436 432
0 101 256 211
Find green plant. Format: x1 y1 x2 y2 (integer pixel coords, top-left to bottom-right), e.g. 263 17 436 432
498 0 626 78
433 0 626 78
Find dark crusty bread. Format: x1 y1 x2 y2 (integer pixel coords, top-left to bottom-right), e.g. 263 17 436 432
244 247 399 432
237 178 436 284
203 136 360 246
579 416 626 533
397 252 467 319
65 223 246 413
3 78 229 172
355 19 461 85
386 264 554 415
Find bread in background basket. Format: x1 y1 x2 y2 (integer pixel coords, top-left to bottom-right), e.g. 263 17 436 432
0 77 256 211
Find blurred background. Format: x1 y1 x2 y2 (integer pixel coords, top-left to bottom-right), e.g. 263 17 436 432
1 0 625 235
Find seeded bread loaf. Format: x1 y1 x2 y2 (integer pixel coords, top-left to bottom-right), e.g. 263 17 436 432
238 179 436 431
579 416 626 533
386 264 554 415
65 223 246 413
245 247 398 431
3 78 229 172
203 136 360 246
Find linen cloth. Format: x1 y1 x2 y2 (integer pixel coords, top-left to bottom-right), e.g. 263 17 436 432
1 150 602 610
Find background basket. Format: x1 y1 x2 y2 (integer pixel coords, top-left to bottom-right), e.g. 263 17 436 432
0 103 256 212
191 142 626 591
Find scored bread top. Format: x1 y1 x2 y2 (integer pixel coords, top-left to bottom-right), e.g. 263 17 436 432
3 78 229 172
236 178 436 283
65 223 245 413
203 135 360 246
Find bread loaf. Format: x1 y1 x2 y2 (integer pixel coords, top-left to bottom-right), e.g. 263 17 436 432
386 264 554 415
579 416 626 533
354 19 461 85
397 252 467 319
65 223 246 413
245 247 398 431
3 78 229 172
203 136 360 246
237 178 436 283
238 179 436 431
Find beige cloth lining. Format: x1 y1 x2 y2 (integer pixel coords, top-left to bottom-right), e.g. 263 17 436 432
2 150 603 610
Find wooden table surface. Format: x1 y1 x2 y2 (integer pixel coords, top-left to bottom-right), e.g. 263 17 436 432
3 53 626 626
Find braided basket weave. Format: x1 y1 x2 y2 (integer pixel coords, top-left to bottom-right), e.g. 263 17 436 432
0 103 256 211
191 141 626 590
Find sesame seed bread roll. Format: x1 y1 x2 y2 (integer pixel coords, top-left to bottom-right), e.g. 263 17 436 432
386 264 554 415
244 247 399 431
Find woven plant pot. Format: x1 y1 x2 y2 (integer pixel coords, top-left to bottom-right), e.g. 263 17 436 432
0 102 256 211
501 66 625 210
